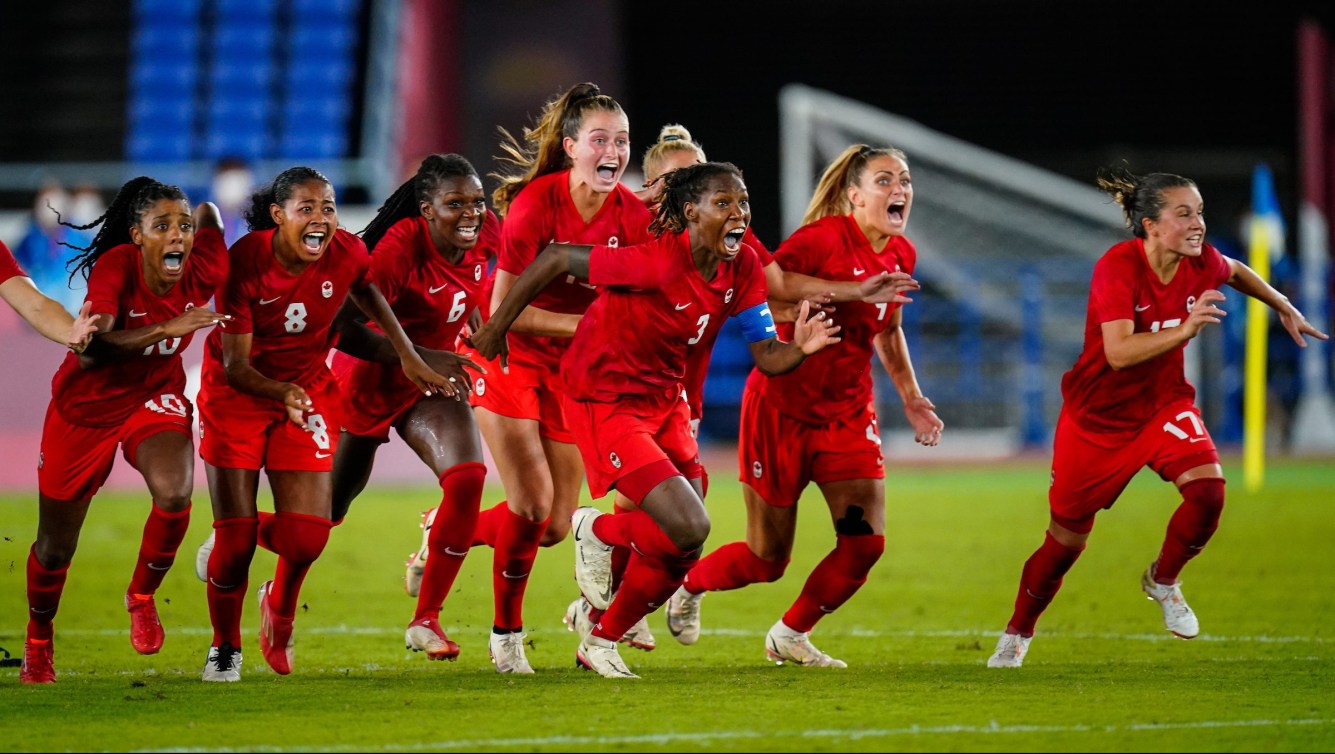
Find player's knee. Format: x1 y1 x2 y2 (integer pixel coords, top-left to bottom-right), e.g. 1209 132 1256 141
32 538 75 571
671 515 711 554
540 519 569 547
838 532 886 576
153 491 192 513
751 553 789 583
269 513 332 565
1182 478 1225 517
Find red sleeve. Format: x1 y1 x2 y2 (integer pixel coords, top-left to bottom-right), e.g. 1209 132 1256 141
743 228 774 266
0 241 26 283
339 231 374 292
772 222 825 276
191 227 229 297
733 247 768 313
1206 243 1231 287
84 248 132 317
497 189 551 276
369 222 414 304
587 238 666 289
222 238 258 335
1089 253 1136 325
480 209 502 263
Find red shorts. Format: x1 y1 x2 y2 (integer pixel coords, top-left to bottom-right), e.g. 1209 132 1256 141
197 374 344 472
38 393 194 501
563 390 702 500
1049 400 1220 533
461 344 573 443
738 386 885 507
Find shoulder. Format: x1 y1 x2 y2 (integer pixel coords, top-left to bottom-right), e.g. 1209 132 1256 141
94 243 139 272
334 227 370 257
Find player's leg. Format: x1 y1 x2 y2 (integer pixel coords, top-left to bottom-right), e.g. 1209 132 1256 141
125 425 196 655
201 463 260 681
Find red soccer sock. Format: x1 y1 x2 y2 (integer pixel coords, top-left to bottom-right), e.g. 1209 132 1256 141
471 500 508 548
593 548 699 642
206 517 259 647
492 508 548 631
255 510 276 553
1154 478 1226 584
127 502 191 596
682 541 788 594
266 512 333 619
1005 531 1085 637
415 463 487 621
26 546 69 642
782 534 885 633
608 505 634 593
591 508 684 559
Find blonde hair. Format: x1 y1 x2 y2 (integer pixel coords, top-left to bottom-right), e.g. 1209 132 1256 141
802 144 908 225
490 82 626 216
641 124 707 182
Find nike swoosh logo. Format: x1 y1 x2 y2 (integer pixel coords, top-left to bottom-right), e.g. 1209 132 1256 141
428 284 449 294
675 302 690 310
1189 437 1209 443
128 310 148 317
30 607 56 615
501 570 528 580
260 296 282 305
852 268 865 275
443 547 469 558
315 451 331 458
147 562 171 571
1135 304 1150 312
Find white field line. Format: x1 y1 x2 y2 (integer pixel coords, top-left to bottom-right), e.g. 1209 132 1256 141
33 625 1329 644
133 717 1335 753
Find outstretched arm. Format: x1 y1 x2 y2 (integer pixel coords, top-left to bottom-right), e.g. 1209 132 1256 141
1226 257 1329 347
470 243 592 360
332 297 483 395
346 283 458 398
0 276 94 347
748 299 841 376
873 308 942 446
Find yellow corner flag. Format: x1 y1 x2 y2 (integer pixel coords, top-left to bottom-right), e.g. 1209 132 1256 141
1243 164 1283 492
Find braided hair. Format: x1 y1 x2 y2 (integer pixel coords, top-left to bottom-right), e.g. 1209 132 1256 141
244 166 331 231
360 154 480 252
649 161 744 236
63 177 189 284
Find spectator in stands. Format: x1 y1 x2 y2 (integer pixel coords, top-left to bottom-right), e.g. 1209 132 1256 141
469 161 841 678
194 166 452 682
13 181 77 311
207 157 255 245
0 239 96 348
985 167 1328 668
18 178 230 684
661 145 940 669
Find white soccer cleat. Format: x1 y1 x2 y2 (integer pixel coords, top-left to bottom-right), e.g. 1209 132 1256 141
1141 563 1200 639
621 615 657 652
489 632 535 674
563 596 594 639
570 507 613 610
764 620 847 668
404 616 460 661
201 642 242 682
404 508 437 598
986 631 1032 668
194 531 215 583
665 585 704 646
575 633 639 679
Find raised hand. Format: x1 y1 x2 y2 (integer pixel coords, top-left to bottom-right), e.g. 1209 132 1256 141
418 348 486 399
69 301 99 350
792 299 842 355
1182 289 1227 339
281 383 314 426
161 307 232 338
859 271 920 305
904 395 944 447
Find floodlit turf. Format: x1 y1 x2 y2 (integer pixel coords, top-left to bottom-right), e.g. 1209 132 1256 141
1 454 1331 752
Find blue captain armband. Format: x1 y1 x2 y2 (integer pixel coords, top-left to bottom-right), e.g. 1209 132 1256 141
737 303 776 343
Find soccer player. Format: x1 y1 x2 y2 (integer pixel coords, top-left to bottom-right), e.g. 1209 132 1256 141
196 166 453 681
0 240 97 349
324 155 516 669
660 145 940 668
985 167 1328 668
469 161 841 678
563 125 917 652
19 178 230 684
448 82 654 656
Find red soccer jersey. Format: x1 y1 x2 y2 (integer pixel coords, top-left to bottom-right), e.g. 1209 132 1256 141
50 227 228 427
203 227 371 388
497 170 653 370
561 231 767 403
330 215 493 416
681 228 772 420
1060 238 1232 434
0 240 26 283
751 214 916 425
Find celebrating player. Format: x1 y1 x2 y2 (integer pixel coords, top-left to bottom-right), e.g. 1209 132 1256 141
986 167 1328 668
470 161 841 678
19 178 229 684
0 240 96 349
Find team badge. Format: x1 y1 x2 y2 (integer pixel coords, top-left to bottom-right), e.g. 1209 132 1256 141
725 288 734 303
322 280 334 298
474 265 483 281
752 461 762 478
1186 294 1197 312
607 236 620 248
610 452 622 469
475 378 485 396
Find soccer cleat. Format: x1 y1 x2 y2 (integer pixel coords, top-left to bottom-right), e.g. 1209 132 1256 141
125 592 165 655
1141 563 1200 639
194 531 215 583
665 585 704 646
570 507 613 610
257 580 294 675
562 596 594 639
489 631 535 674
404 508 437 598
575 633 639 679
621 615 657 652
18 639 56 684
201 642 243 682
404 616 461 661
986 631 1032 668
764 620 847 668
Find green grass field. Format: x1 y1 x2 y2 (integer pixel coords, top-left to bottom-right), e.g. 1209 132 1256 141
1 455 1331 752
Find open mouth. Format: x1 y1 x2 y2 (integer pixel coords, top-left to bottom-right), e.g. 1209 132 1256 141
163 251 185 273
302 231 326 253
456 223 479 241
596 163 619 181
723 228 746 253
888 201 906 223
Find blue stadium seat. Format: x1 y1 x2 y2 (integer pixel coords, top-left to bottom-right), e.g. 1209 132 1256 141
280 96 352 123
287 59 356 89
209 60 276 90
127 130 193 162
215 0 277 18
211 24 277 56
130 62 197 94
291 0 360 18
277 128 348 160
134 0 201 22
132 25 201 57
290 25 358 54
